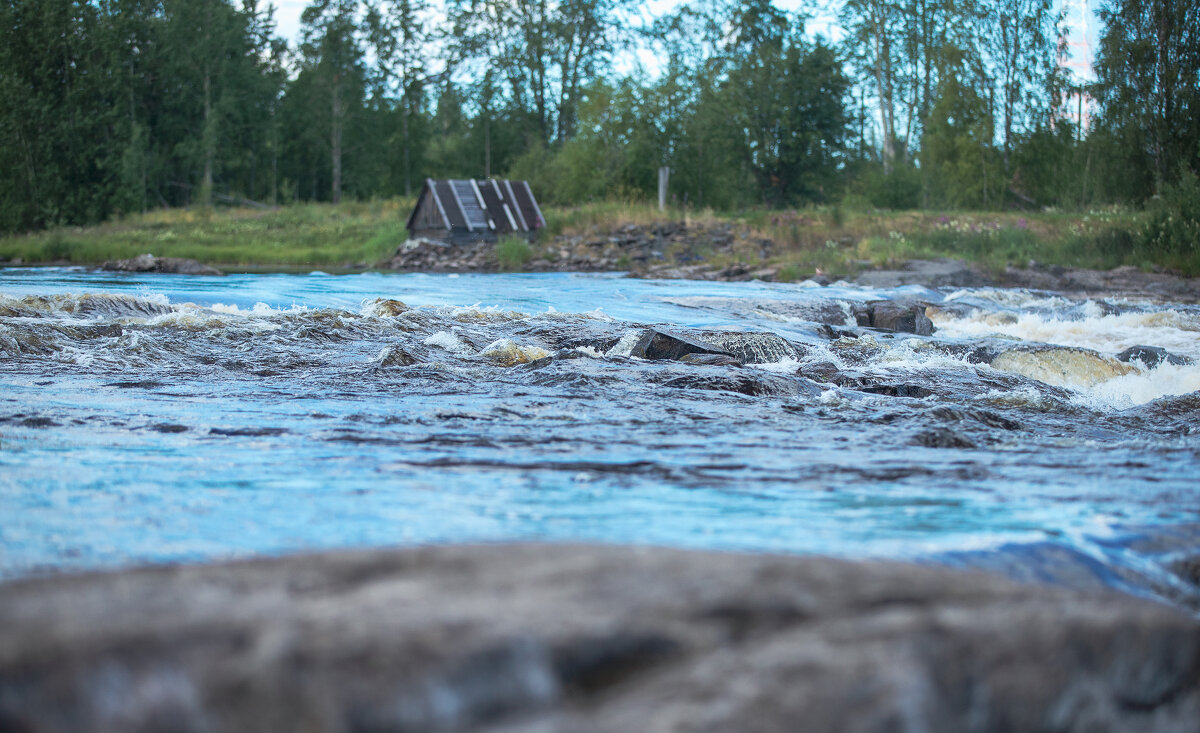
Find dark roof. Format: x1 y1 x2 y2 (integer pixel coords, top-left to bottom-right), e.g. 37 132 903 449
407 179 544 234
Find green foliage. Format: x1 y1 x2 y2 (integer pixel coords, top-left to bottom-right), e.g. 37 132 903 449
776 263 801 282
860 164 923 210
920 56 1005 209
1092 0 1200 196
495 236 533 271
1139 172 1200 261
0 0 1196 283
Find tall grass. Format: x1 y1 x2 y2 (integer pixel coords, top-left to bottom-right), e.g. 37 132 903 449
3 196 1194 275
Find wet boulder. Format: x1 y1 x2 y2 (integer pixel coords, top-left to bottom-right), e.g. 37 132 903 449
695 331 804 364
367 298 410 317
102 253 224 276
629 329 733 361
373 344 420 367
1116 345 1192 368
678 353 743 367
912 427 977 449
854 300 935 336
661 372 809 397
991 346 1137 388
815 324 858 340
480 339 551 367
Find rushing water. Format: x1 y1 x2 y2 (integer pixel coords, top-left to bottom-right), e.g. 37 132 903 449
2 267 1198 607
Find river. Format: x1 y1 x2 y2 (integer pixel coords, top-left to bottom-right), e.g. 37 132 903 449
1 267 1198 608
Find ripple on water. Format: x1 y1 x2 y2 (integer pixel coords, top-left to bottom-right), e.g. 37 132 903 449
0 271 1197 608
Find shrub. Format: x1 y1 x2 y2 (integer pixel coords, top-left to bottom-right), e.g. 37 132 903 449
495 236 533 271
1140 171 1200 258
776 263 801 282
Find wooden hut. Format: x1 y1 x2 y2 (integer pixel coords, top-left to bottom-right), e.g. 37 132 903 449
406 179 544 243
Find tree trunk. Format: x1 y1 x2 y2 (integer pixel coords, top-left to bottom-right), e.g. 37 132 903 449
402 96 411 197
331 73 343 204
201 70 214 207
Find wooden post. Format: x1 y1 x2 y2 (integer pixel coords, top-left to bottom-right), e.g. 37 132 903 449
658 166 670 211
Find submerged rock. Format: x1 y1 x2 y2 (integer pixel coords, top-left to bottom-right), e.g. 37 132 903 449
367 298 410 317
911 427 978 449
629 329 733 361
1116 345 1193 368
992 346 1137 388
480 338 551 367
661 372 808 397
374 344 420 367
102 253 224 276
678 353 743 367
695 331 804 364
1 544 1197 733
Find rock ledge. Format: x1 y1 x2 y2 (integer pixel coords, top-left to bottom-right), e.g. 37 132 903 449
1 544 1197 732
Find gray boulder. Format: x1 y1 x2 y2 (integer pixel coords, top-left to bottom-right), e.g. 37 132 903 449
1 544 1198 733
853 300 935 336
630 329 733 361
1116 345 1193 368
102 253 224 276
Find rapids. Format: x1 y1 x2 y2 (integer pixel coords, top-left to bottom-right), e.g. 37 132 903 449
1 267 1198 609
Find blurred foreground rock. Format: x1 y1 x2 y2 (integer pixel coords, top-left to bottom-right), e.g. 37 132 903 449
1 544 1198 733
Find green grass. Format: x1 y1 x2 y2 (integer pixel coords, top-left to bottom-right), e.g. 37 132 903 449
0 199 414 269
2 197 1195 276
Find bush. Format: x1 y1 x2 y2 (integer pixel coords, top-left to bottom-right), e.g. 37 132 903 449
776 263 801 282
495 236 533 271
1140 172 1200 258
863 164 922 210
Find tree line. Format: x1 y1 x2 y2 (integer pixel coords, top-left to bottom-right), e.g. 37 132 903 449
1 0 1197 234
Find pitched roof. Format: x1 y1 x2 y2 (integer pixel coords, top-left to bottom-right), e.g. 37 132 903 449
407 179 544 234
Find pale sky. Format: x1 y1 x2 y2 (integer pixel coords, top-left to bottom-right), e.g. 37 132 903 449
270 0 1092 82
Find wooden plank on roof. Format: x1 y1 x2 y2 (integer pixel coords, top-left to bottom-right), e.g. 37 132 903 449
436 180 468 230
510 181 544 230
502 180 529 231
468 179 495 230
490 180 519 232
451 180 489 230
477 181 513 234
427 178 451 229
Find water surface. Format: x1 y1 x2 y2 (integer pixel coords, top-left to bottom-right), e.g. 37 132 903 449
2 267 1198 607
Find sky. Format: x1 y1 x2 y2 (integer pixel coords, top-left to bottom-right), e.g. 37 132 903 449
271 0 838 61
270 0 1094 82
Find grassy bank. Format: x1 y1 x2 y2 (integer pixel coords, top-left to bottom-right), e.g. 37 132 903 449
0 199 414 269
2 198 1193 276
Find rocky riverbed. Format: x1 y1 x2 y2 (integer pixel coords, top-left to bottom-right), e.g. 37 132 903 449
2 544 1199 733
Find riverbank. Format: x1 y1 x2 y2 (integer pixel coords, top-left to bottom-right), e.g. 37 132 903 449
2 543 1198 732
3 201 1197 283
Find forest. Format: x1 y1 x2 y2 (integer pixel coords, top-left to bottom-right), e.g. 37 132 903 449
1 0 1197 248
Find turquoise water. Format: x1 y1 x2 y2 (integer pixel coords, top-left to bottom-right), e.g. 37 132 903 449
2 268 1198 605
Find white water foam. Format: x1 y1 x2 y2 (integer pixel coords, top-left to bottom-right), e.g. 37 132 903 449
934 304 1200 407
605 330 642 358
931 307 1200 360
424 330 475 355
